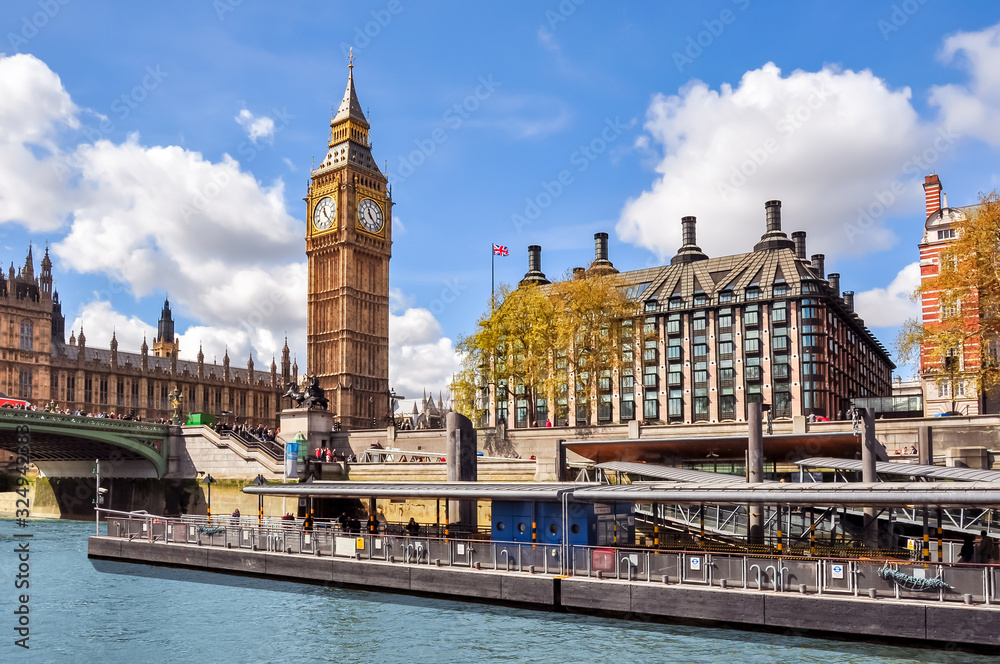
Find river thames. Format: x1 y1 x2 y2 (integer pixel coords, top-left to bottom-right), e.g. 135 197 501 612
0 518 993 663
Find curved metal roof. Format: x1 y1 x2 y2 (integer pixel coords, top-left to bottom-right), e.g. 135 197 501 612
595 461 746 484
795 457 1000 483
244 479 1000 507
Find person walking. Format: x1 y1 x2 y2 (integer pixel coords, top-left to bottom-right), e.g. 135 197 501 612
975 530 996 564
959 534 975 563
406 517 419 537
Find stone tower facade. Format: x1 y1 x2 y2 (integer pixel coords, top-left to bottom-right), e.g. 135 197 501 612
305 58 392 429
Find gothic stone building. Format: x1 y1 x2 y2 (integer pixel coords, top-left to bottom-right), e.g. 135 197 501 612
491 200 894 427
305 60 392 430
0 246 287 426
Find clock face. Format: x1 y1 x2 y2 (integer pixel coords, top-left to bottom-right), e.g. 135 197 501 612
357 198 384 234
312 196 336 231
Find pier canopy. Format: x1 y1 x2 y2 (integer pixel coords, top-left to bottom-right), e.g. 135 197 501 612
564 431 877 464
795 457 1000 483
244 479 1000 508
242 481 590 501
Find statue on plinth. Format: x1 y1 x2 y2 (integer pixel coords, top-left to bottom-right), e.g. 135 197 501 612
282 375 328 410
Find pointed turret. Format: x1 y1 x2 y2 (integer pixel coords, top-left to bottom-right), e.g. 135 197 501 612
40 245 52 299
69 329 76 345
318 52 382 176
140 334 148 371
223 347 230 381
333 51 369 127
153 297 178 358
281 335 291 385
196 343 205 379
247 351 254 377
22 245 34 281
110 330 118 369
77 326 86 348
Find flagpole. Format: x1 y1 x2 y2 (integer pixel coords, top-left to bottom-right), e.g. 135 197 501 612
491 245 495 314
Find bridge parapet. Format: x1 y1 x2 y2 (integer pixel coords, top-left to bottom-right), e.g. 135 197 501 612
0 409 171 477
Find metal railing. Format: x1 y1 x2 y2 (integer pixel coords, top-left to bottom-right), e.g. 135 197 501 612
97 510 1000 607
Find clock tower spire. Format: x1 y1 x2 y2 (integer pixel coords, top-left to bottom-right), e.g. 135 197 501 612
305 56 392 430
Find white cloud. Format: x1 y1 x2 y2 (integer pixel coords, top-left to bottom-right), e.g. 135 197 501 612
0 53 80 231
388 304 462 400
0 53 307 367
854 262 920 328
235 108 275 143
930 22 1000 147
68 300 152 352
48 134 306 362
617 63 934 260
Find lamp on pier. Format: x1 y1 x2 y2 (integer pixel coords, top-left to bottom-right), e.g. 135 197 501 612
202 473 217 523
252 474 267 527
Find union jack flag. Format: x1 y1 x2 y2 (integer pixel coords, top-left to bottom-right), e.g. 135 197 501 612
493 244 508 256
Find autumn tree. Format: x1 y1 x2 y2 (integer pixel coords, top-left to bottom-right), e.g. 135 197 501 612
455 283 557 426
453 271 635 427
551 272 634 424
896 190 1000 410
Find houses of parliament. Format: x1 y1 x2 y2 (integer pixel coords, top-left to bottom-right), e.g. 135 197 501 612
0 246 290 426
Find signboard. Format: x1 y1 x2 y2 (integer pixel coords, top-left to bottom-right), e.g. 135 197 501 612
457 543 466 555
690 556 701 571
284 441 299 479
356 537 365 550
831 563 844 579
593 503 611 515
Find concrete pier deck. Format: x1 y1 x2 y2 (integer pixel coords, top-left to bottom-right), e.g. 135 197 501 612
88 535 1000 651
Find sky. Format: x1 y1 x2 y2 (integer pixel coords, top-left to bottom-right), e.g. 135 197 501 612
2 1 999 408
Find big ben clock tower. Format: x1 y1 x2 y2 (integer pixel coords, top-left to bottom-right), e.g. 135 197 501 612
306 55 392 429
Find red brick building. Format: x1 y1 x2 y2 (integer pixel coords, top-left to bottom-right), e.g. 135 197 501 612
917 174 992 415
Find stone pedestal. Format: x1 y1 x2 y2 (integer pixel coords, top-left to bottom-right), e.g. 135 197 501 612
946 446 990 469
278 408 334 461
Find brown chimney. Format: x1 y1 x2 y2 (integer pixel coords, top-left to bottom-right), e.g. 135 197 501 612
843 290 854 313
828 272 840 295
923 174 942 216
791 231 806 260
573 267 586 280
519 245 550 287
810 254 825 280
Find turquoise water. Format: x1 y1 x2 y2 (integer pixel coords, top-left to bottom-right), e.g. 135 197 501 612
0 519 992 663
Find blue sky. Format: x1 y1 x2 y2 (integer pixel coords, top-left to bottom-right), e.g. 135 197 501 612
2 1 999 401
